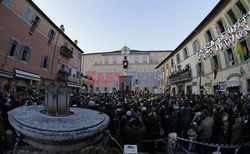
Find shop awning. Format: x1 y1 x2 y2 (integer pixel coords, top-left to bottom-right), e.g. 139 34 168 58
226 76 241 88
0 69 14 79
67 84 81 88
15 69 41 81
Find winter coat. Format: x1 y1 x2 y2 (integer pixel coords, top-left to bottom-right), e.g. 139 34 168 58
197 116 214 140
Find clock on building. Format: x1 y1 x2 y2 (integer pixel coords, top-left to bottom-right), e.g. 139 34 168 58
123 60 128 69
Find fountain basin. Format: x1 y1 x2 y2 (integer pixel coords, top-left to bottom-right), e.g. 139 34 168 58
8 105 109 152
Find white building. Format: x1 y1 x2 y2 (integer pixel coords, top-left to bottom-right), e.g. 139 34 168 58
82 46 172 93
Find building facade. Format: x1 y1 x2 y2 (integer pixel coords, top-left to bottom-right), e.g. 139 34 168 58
0 0 83 92
82 46 171 93
157 0 250 95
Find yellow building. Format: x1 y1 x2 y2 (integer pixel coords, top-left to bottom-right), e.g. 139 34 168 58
157 0 250 95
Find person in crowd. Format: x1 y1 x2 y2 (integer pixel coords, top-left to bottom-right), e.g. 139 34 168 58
123 117 146 152
217 112 230 144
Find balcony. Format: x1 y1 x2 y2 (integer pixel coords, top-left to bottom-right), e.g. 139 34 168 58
169 70 192 84
60 46 73 58
57 70 69 82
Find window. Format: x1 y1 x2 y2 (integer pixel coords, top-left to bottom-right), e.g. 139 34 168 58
20 45 31 63
144 67 147 72
77 53 81 61
64 41 68 47
7 38 19 58
176 54 180 64
114 67 116 72
22 7 32 22
96 87 99 92
113 58 117 64
227 9 237 24
241 40 250 61
143 57 147 63
211 55 220 70
204 29 214 43
171 59 174 67
183 47 189 59
196 63 203 76
76 71 80 79
2 0 11 6
104 87 108 92
32 15 41 27
69 68 72 76
227 48 235 66
192 40 200 54
104 58 109 64
216 19 226 34
236 0 247 15
41 55 50 70
134 57 139 63
48 29 56 41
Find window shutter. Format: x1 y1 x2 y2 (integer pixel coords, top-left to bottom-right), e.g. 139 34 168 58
225 13 233 26
246 38 250 52
240 0 249 11
40 55 44 68
192 42 196 54
221 17 228 30
19 44 24 60
231 47 239 64
48 29 52 38
217 54 222 70
26 47 31 63
6 39 14 56
196 40 201 51
209 28 215 40
14 42 20 58
224 51 230 67
46 57 50 70
204 33 209 43
232 6 242 19
210 58 215 72
196 64 199 77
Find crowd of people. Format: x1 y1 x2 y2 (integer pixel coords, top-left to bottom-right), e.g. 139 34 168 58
1 88 250 153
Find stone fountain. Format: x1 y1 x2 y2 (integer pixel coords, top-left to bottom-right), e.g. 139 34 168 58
8 83 109 153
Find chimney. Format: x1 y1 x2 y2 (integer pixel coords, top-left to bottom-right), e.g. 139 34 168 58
74 40 78 45
60 25 65 32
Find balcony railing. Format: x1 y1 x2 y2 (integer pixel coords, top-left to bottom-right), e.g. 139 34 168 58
57 70 69 82
169 70 192 84
60 46 73 58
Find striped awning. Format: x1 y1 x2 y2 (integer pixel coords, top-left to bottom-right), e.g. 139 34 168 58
226 76 241 88
15 69 41 81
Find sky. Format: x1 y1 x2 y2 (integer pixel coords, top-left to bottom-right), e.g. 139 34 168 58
32 0 220 53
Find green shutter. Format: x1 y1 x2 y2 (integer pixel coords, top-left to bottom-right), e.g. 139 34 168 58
196 40 201 50
210 58 215 72
240 0 249 11
196 64 199 77
225 13 233 26
232 5 242 19
204 33 209 43
192 42 196 54
221 17 228 30
246 38 250 51
209 28 215 40
224 51 230 67
217 54 222 70
232 47 239 64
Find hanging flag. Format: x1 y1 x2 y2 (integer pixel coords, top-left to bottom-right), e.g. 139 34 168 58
214 65 219 80
235 41 243 55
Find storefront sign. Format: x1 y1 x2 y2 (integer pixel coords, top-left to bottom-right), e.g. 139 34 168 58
226 73 241 81
197 11 250 60
205 82 211 87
